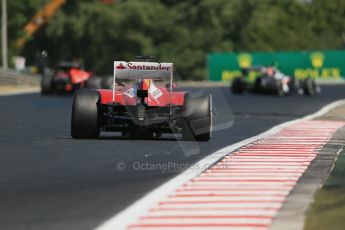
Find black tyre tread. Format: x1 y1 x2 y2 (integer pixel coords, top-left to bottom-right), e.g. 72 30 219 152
71 90 100 139
303 77 318 96
41 75 53 95
275 80 284 96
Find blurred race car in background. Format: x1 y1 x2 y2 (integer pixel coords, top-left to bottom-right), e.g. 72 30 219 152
41 61 105 95
71 56 212 141
231 66 321 96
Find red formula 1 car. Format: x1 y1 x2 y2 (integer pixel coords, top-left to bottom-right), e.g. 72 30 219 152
41 61 101 95
70 57 212 141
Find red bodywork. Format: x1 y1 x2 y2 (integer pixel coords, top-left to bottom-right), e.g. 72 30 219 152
69 68 92 84
97 81 185 107
53 67 92 92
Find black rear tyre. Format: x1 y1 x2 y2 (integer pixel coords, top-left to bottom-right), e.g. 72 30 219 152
288 78 304 94
303 77 319 96
71 90 101 139
275 80 285 96
41 75 53 95
231 77 245 94
182 94 212 141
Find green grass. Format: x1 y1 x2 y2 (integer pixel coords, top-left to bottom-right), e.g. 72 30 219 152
304 149 345 230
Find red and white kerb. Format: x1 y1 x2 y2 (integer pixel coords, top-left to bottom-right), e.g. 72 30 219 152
127 120 345 230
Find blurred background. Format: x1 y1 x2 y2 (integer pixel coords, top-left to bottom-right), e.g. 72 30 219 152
2 0 345 80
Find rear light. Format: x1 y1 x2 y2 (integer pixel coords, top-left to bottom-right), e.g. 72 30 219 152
65 84 72 91
137 104 145 121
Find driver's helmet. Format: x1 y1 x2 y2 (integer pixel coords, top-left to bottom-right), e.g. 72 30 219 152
136 79 153 90
266 67 275 77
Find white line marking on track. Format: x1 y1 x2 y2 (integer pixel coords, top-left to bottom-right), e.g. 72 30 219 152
95 99 345 230
0 88 39 96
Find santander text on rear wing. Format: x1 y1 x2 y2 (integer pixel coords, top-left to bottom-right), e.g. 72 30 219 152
112 61 174 102
114 61 173 79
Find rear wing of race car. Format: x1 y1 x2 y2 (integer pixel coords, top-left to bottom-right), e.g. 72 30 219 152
112 61 174 102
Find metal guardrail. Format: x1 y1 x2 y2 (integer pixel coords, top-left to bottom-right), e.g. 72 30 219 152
0 68 40 86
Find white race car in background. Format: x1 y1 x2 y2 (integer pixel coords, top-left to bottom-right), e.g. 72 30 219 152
231 66 321 96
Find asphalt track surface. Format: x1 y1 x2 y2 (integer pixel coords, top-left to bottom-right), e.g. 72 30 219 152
1 85 345 230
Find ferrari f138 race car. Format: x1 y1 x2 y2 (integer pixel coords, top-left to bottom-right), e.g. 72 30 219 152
231 66 321 96
41 61 102 95
71 57 212 141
